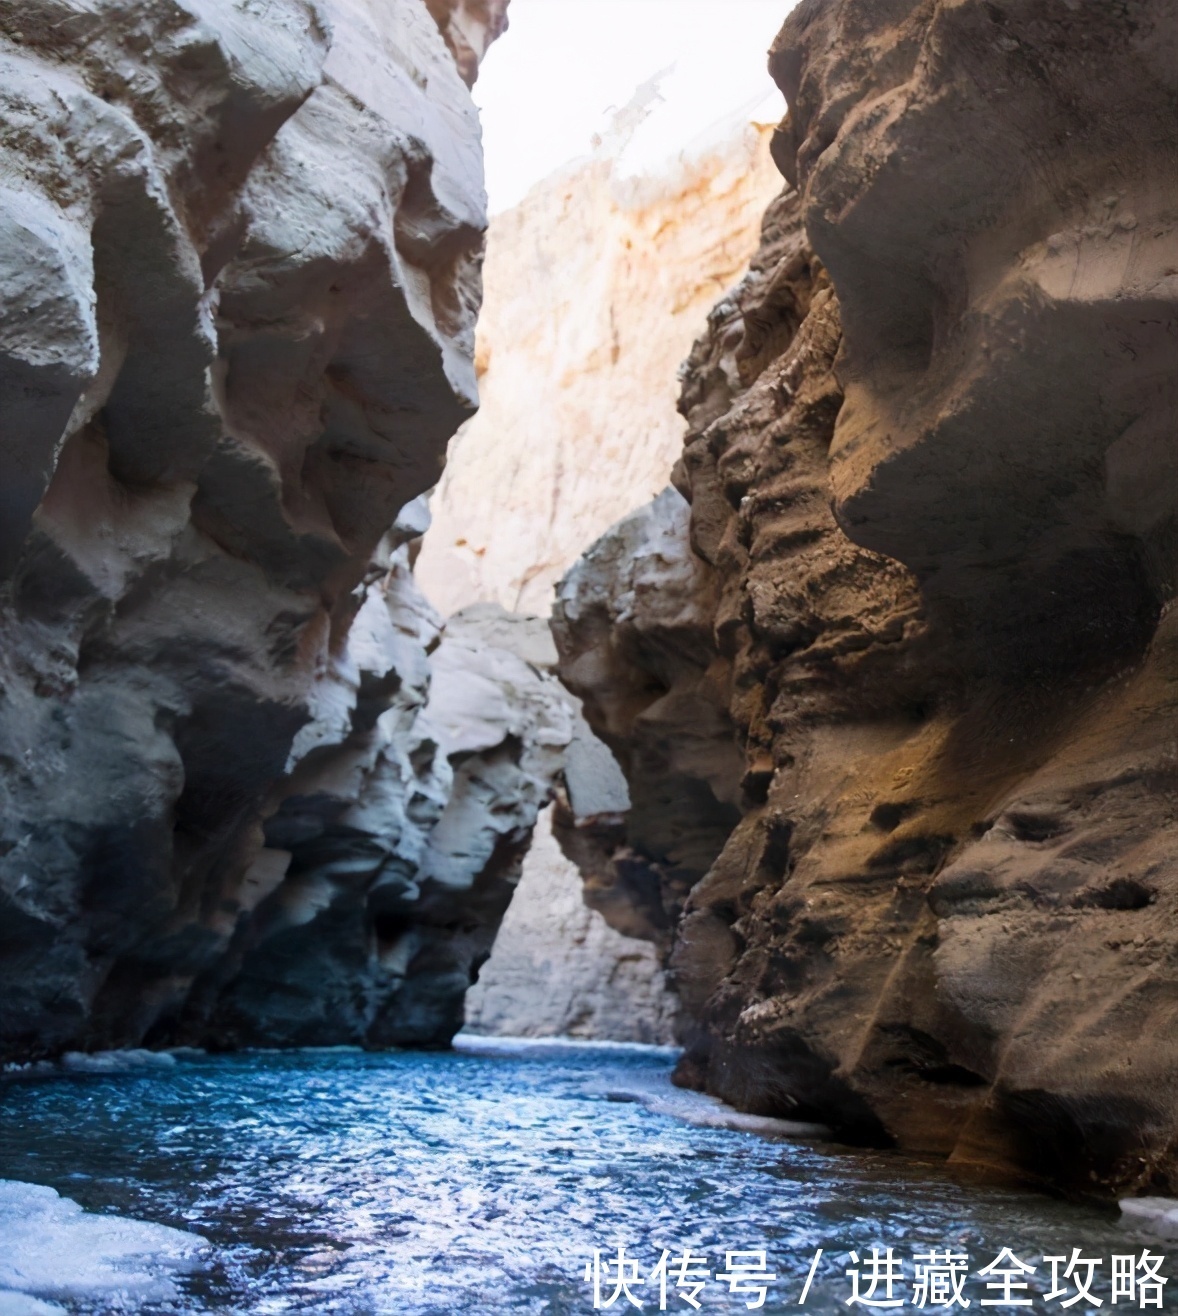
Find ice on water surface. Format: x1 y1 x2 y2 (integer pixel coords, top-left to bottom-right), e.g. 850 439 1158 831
0 1292 67 1316
0 1179 207 1309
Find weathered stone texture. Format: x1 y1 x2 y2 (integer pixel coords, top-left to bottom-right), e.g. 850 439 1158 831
450 601 680 1046
0 0 514 1058
552 488 743 955
555 0 1177 1196
424 0 509 87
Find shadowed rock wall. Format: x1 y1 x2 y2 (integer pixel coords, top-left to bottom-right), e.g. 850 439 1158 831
176 592 572 1049
551 487 744 956
554 0 1177 1197
0 0 520 1060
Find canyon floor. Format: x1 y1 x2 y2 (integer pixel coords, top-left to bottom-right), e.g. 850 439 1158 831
0 0 1174 1306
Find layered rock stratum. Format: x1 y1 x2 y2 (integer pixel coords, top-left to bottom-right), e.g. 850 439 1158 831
0 0 539 1059
555 0 1177 1197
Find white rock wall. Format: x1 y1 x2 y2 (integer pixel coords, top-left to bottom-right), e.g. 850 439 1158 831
464 806 677 1045
415 117 782 617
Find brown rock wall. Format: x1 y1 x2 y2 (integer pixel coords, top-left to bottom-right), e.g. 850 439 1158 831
425 0 509 86
554 0 1177 1195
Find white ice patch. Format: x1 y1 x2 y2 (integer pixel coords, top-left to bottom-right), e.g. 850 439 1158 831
60 1049 177 1074
0 1181 208 1306
3 1050 182 1084
453 1031 681 1060
1120 1196 1178 1241
0 1293 65 1315
0 1063 55 1080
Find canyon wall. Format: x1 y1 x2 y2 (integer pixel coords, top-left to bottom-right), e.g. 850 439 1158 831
415 112 781 1041
463 805 678 1044
0 0 536 1060
425 0 510 87
455 599 678 1044
178 593 572 1049
415 116 782 617
555 0 1177 1197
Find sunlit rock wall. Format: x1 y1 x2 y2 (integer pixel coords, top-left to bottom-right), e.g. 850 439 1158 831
555 0 1177 1197
0 0 514 1059
415 118 782 617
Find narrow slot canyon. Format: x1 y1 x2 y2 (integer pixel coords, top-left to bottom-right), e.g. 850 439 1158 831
0 0 1174 1311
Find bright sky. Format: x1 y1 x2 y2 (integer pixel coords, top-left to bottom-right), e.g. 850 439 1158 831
473 0 796 213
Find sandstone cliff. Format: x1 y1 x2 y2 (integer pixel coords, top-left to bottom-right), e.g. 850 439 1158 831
415 116 782 617
415 112 782 1042
463 805 678 1044
0 0 525 1059
555 0 1177 1197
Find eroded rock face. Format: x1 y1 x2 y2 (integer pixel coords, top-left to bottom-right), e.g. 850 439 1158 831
415 120 781 617
555 0 1177 1195
0 0 509 1059
424 0 509 87
180 596 572 1049
552 488 743 955
775 0 1176 675
452 609 682 1045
